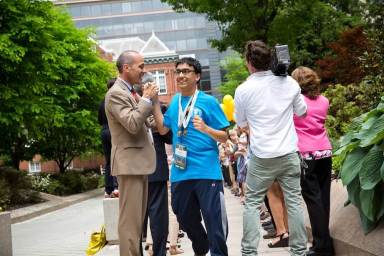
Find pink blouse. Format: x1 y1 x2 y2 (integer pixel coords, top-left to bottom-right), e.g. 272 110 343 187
294 95 332 156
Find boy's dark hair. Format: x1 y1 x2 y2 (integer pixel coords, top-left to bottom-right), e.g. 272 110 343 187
244 40 271 71
175 57 202 75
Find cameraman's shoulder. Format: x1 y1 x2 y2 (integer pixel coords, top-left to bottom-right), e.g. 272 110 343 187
236 79 251 94
285 75 301 89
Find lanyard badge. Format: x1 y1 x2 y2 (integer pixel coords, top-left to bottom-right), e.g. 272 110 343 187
177 90 199 137
174 90 199 170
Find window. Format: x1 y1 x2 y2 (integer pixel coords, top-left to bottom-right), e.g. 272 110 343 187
153 70 167 94
199 68 211 93
111 2 122 15
122 2 132 12
176 40 187 51
101 3 112 15
65 160 74 170
80 6 91 17
69 6 81 17
91 5 101 16
29 161 41 173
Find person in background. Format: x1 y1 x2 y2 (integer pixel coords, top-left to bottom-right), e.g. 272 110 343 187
98 78 118 198
292 66 334 256
146 103 173 256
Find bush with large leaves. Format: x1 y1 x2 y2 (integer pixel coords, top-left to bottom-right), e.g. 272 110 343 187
335 96 384 233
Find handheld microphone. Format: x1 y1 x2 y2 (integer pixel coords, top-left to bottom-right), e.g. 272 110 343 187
142 72 155 84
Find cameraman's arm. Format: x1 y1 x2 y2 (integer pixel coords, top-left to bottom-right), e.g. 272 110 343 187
234 90 249 129
293 91 307 118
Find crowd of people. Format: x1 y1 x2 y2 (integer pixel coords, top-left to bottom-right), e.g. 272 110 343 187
99 39 334 256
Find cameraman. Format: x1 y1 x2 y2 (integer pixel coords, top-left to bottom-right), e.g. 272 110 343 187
234 40 308 256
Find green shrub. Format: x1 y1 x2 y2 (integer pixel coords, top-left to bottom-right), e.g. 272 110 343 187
0 177 11 211
98 175 105 188
335 96 384 233
31 170 102 196
31 174 53 193
46 179 67 196
80 173 99 191
0 167 41 210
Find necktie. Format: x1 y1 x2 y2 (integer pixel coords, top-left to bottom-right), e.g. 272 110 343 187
131 90 140 103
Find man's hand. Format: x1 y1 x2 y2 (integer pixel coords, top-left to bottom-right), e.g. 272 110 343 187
142 82 159 100
193 115 207 133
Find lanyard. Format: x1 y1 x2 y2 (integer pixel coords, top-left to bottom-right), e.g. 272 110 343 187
177 90 199 131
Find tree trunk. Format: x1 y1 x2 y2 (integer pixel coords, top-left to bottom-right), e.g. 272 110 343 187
10 153 20 170
57 159 66 174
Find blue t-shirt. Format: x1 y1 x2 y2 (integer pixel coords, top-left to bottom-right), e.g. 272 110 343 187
164 91 229 182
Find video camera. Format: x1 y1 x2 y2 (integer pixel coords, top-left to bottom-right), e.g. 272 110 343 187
270 45 291 76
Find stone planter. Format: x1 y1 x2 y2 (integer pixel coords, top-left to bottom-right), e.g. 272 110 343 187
305 180 384 256
0 211 12 256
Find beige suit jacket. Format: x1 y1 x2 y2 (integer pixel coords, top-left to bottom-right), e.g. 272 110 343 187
105 79 156 176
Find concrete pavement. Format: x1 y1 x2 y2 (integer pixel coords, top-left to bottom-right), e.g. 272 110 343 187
12 188 291 256
98 188 291 256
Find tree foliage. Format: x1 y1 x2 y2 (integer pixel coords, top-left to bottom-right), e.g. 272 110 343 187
218 55 248 96
268 0 360 68
315 26 368 85
162 0 285 53
162 0 361 67
0 0 113 171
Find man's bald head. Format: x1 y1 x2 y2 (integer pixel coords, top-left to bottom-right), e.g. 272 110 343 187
116 50 140 74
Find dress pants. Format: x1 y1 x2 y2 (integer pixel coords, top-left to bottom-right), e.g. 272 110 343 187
117 175 148 256
101 128 117 194
301 157 334 254
147 181 169 256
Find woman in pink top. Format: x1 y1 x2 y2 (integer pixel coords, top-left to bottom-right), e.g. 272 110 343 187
292 67 334 256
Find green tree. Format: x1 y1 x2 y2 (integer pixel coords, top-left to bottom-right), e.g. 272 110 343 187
218 55 249 96
268 0 360 67
162 0 285 52
0 0 113 171
162 0 361 66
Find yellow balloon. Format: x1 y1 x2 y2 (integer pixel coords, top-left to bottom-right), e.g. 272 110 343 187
226 108 233 121
227 99 235 113
220 103 227 112
220 103 232 121
222 94 233 106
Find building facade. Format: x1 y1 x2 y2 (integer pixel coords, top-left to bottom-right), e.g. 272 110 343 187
53 0 229 95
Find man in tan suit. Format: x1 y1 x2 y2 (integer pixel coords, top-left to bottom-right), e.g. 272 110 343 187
105 50 159 256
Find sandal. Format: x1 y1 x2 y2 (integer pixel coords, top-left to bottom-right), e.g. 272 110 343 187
267 233 289 248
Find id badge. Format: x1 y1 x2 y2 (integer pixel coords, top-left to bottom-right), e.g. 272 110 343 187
174 143 187 170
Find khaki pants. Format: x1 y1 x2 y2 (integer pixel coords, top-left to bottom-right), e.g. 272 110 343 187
241 153 307 256
117 175 148 256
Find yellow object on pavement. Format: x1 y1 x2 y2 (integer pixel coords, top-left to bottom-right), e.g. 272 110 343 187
86 225 107 255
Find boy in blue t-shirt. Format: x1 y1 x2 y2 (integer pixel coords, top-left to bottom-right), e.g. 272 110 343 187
153 57 230 256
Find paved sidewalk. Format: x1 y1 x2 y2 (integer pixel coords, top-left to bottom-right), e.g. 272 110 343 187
12 188 291 256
